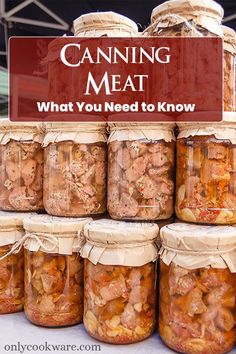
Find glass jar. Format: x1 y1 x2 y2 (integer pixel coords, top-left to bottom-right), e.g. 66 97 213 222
147 0 223 37
108 122 175 220
222 26 236 112
0 212 33 314
159 223 236 354
0 120 44 211
43 122 107 217
23 214 91 327
176 120 236 224
80 219 159 343
73 12 138 37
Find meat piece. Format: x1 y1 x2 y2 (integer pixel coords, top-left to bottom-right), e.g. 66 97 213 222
200 160 230 183
8 187 32 210
148 152 168 167
120 304 137 329
100 275 128 302
129 285 148 305
126 141 148 158
215 308 235 332
30 164 43 191
6 161 21 181
136 176 157 199
22 159 37 186
91 146 106 162
205 283 231 305
70 160 89 177
185 288 207 316
39 295 55 313
116 148 132 170
95 162 106 186
208 144 227 160
125 156 148 182
117 193 139 218
127 269 142 287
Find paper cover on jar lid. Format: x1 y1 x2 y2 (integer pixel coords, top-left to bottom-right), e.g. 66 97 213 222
73 11 138 37
108 118 176 143
80 219 159 266
23 214 92 255
43 119 107 146
151 0 224 37
177 113 236 143
222 25 236 55
0 211 35 247
0 119 45 145
160 223 236 272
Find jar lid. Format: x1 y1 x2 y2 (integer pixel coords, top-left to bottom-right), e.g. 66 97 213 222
151 0 223 37
80 219 159 266
43 120 107 146
177 113 236 143
151 0 223 23
0 119 45 145
0 211 35 229
23 214 92 234
160 223 236 272
23 214 92 255
73 12 138 37
222 25 236 54
108 120 176 143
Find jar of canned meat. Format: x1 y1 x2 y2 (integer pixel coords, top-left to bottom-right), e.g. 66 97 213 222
222 25 236 111
147 0 223 37
73 12 138 37
80 219 159 344
176 117 236 224
107 121 175 220
0 119 44 211
159 223 236 354
23 214 91 327
0 212 33 314
43 121 107 217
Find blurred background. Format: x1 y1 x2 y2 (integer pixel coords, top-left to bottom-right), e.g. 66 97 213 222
0 0 236 117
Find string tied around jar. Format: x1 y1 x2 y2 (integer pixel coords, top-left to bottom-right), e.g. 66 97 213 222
0 230 78 261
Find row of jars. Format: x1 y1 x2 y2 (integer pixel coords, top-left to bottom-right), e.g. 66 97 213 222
0 212 235 354
47 1 236 111
1 117 236 224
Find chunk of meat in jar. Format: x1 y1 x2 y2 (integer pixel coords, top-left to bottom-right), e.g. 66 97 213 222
8 187 32 209
200 160 230 183
95 162 106 186
5 141 19 160
215 308 235 332
6 161 21 181
129 285 148 305
70 160 89 177
207 144 227 160
117 193 139 218
40 270 64 294
185 288 207 316
30 164 43 191
205 283 231 305
120 303 137 330
39 295 55 313
80 165 95 185
148 166 170 180
91 146 106 162
169 266 196 296
126 141 148 159
200 268 228 290
116 148 132 170
108 162 122 183
125 156 148 182
99 275 128 303
127 268 142 287
136 176 158 199
22 159 37 186
185 176 201 198
148 152 168 168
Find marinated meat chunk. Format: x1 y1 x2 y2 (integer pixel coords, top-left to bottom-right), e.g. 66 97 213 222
24 250 84 327
84 261 156 344
108 140 174 220
0 141 43 211
44 142 107 217
159 261 236 354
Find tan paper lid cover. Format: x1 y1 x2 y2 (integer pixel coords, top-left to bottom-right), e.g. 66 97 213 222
80 219 159 266
160 223 236 272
